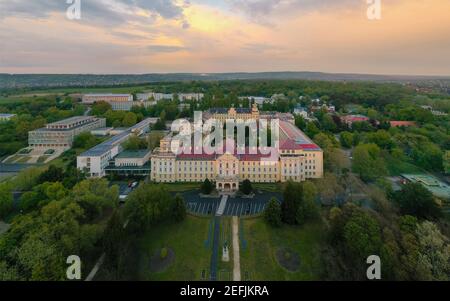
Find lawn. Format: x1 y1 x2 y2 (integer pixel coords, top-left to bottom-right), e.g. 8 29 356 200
163 182 201 193
252 183 283 192
240 217 326 281
217 217 233 281
136 215 212 281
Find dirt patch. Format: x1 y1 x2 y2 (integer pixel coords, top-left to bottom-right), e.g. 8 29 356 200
275 247 300 272
149 248 175 273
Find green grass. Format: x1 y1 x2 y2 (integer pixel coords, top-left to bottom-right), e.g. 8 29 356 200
136 215 212 281
240 217 326 281
217 217 233 280
252 183 283 192
163 182 201 192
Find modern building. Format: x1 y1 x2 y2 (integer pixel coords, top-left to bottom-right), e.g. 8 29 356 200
136 92 204 103
178 93 204 102
293 105 308 118
238 96 270 106
109 100 155 111
82 94 133 104
90 127 114 136
105 149 152 177
150 111 323 191
0 113 16 122
77 118 156 177
28 116 106 150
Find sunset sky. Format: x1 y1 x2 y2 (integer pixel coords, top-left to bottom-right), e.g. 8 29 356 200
1 0 449 75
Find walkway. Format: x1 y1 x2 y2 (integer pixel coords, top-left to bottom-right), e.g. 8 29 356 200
232 216 241 281
209 217 221 281
216 195 228 216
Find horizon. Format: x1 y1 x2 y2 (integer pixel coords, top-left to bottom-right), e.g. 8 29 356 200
2 70 450 78
1 0 450 75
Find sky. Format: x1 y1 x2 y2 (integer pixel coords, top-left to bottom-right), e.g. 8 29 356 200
0 0 449 75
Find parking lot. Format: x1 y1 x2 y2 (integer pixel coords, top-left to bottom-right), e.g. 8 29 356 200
183 191 283 217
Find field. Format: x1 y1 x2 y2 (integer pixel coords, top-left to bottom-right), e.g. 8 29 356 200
240 217 326 281
136 215 212 281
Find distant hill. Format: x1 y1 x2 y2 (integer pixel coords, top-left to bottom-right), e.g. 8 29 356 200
1 72 450 89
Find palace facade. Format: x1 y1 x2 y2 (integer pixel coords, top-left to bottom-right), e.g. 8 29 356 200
150 105 323 192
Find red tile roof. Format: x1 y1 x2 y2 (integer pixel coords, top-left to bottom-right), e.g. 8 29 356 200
390 121 417 127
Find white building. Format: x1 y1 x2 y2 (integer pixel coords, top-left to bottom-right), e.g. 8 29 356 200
0 113 16 122
239 96 270 106
178 93 204 102
77 118 156 177
82 94 133 104
29 116 106 150
293 106 308 118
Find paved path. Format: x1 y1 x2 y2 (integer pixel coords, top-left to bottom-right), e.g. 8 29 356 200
216 195 228 216
210 217 221 281
85 254 105 281
232 216 241 281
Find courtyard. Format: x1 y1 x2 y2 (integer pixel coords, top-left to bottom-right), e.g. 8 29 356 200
179 189 282 217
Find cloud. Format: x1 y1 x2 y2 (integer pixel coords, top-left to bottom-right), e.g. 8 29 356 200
0 0 187 24
147 45 189 53
227 0 363 21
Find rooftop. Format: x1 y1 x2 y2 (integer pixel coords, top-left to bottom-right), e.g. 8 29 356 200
83 93 132 97
0 113 16 117
116 149 151 159
80 118 153 157
48 116 95 126
402 174 450 200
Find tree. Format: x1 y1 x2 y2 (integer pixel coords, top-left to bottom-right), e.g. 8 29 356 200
38 165 64 184
415 221 450 280
91 101 112 116
340 132 353 148
172 194 186 222
71 179 119 221
296 181 319 224
241 179 253 195
444 151 450 175
391 182 441 219
73 132 99 149
281 181 301 225
264 198 282 227
0 183 13 218
201 179 214 195
122 112 137 127
305 122 320 138
123 135 147 151
125 184 175 232
352 143 387 182
343 211 382 260
102 210 126 279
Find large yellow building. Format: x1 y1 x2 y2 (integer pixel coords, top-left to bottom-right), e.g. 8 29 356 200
150 107 323 192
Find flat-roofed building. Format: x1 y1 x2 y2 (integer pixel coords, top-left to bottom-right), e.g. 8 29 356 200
0 113 16 122
105 149 152 177
82 94 133 104
178 93 204 102
77 118 155 177
29 116 106 150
